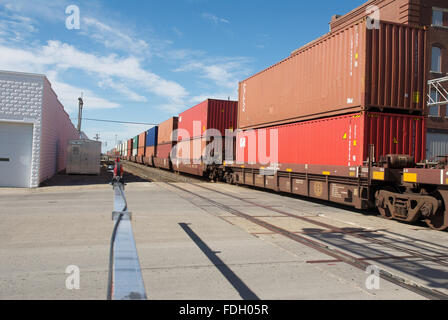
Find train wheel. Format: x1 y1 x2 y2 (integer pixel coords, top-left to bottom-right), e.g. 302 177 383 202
378 207 394 220
424 212 448 231
376 187 397 220
424 190 448 231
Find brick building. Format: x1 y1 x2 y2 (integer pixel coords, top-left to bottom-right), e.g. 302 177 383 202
331 0 448 159
0 71 79 187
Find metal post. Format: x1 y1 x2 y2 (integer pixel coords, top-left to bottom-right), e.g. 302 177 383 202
107 180 147 300
77 97 83 136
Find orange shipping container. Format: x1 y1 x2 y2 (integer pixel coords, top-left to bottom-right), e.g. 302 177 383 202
158 117 178 145
138 132 146 148
175 138 208 161
145 146 156 158
238 20 426 130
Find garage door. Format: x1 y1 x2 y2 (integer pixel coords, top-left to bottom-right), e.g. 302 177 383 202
427 132 448 161
0 122 33 187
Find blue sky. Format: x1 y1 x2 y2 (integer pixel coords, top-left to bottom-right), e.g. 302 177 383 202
0 0 365 151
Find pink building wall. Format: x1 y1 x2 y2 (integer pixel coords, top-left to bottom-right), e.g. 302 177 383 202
39 78 79 183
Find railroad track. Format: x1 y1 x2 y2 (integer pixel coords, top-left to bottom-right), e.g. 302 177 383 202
192 183 448 268
163 181 448 300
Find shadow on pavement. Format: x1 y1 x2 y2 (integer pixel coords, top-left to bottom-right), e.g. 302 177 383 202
40 166 149 187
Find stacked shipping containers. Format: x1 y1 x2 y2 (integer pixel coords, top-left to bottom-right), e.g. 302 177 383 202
137 131 146 164
237 20 427 167
132 136 138 161
155 117 178 170
144 126 158 166
174 99 237 175
127 139 133 161
236 112 426 166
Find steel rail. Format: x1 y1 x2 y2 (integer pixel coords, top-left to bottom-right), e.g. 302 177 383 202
192 183 448 268
164 182 448 300
107 181 147 300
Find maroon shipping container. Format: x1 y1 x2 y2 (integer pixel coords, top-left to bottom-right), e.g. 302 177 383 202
145 146 156 158
158 117 178 145
175 138 208 161
137 132 146 160
156 142 174 159
238 20 426 130
236 112 426 167
178 99 237 140
127 139 133 159
143 146 156 166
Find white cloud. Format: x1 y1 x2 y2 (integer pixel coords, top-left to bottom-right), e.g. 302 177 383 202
98 78 148 103
202 13 230 25
174 58 252 89
164 48 205 61
82 17 150 56
0 41 188 105
0 11 38 43
85 124 153 152
156 103 186 114
189 92 236 104
172 27 183 37
0 0 68 23
50 80 120 113
41 41 188 103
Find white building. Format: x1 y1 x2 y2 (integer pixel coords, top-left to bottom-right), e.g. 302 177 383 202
0 71 79 187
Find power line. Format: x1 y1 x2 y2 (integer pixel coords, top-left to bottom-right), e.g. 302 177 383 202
72 118 158 126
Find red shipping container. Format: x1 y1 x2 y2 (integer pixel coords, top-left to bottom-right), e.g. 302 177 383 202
236 112 426 167
127 139 133 157
145 146 156 158
158 117 178 145
176 138 208 161
178 99 237 140
156 142 175 159
137 132 146 157
138 132 146 148
238 20 426 130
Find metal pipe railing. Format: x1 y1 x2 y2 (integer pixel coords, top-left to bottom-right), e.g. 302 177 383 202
428 76 448 107
107 180 147 300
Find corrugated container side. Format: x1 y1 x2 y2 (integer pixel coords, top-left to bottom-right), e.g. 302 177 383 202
236 112 425 167
178 99 238 140
364 23 426 112
426 132 448 161
156 143 175 159
138 132 146 148
146 126 158 146
178 101 208 140
137 132 146 156
175 138 208 161
207 99 238 136
158 117 178 145
127 139 133 158
364 113 426 164
145 146 156 158
238 21 426 130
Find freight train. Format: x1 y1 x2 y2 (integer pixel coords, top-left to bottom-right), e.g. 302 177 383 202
114 19 448 231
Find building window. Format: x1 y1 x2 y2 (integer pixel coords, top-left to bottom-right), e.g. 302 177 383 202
431 46 442 73
433 9 444 26
429 106 440 117
429 89 441 117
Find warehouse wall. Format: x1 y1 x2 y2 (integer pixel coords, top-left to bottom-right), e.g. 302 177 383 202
0 72 44 187
427 131 448 161
40 78 78 183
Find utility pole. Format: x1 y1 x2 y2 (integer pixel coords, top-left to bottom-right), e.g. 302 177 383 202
77 94 84 137
94 133 100 141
